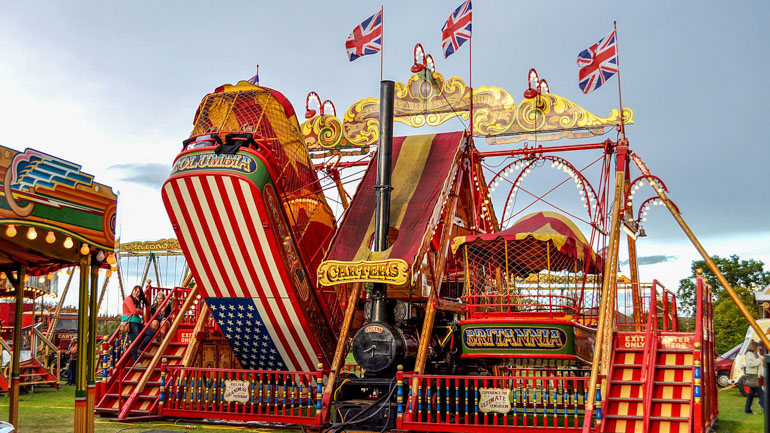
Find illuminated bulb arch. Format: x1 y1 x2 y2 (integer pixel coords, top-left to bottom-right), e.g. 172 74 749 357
484 155 600 228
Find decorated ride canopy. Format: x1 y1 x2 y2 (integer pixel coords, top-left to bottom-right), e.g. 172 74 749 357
0 145 117 277
452 211 601 276
319 131 489 291
300 63 633 158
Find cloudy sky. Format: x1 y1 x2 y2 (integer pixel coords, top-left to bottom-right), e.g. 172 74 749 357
1 1 768 312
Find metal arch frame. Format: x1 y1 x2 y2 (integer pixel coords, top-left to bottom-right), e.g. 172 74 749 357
481 155 602 228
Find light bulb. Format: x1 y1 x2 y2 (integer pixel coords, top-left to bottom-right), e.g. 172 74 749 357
96 250 105 262
66 268 72 275
106 270 112 277
47 273 53 280
80 243 90 255
38 276 45 284
45 231 56 244
27 227 37 240
63 237 74 249
5 225 17 237
24 275 28 282
106 253 117 265
0 272 5 279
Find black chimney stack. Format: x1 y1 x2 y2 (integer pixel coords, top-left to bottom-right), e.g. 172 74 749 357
371 80 395 322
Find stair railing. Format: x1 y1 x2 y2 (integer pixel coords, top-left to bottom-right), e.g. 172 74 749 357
31 324 60 380
0 336 12 382
99 286 186 394
117 285 198 419
640 281 662 433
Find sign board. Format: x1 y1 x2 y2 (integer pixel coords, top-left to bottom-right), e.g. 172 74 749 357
317 259 409 286
478 388 511 414
460 323 574 356
223 380 250 403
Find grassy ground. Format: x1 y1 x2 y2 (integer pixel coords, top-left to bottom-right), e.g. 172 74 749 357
0 384 294 433
714 387 765 433
0 382 763 432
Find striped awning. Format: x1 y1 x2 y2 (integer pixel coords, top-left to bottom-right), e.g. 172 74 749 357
451 211 601 274
320 131 467 286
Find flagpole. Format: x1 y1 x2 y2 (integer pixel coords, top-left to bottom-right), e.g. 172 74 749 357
469 9 473 137
380 6 384 82
613 21 625 139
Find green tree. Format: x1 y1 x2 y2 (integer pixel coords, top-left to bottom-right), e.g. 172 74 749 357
677 255 770 354
677 255 770 315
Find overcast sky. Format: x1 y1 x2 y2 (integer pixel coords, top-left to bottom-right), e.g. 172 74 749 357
1 1 768 312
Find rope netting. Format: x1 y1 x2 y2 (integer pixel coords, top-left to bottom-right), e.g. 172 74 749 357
190 86 336 250
460 238 602 325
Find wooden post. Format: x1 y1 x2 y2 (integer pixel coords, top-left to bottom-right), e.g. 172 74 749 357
74 249 90 433
585 140 627 423
86 264 99 433
8 264 26 428
321 282 362 420
179 303 209 368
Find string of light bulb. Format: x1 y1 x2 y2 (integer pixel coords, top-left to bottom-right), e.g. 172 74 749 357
2 224 117 264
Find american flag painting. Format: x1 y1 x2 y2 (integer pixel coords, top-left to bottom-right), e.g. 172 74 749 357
345 9 383 62
577 29 618 94
206 297 287 370
441 0 472 58
163 172 328 372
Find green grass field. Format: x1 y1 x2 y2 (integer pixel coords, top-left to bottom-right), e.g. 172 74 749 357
0 383 762 432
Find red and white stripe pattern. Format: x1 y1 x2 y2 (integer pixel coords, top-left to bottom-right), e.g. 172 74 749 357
163 174 320 372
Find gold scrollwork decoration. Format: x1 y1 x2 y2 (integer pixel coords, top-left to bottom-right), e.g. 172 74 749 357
119 238 182 253
303 71 634 153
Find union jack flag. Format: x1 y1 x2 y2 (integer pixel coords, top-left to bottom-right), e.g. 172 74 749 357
441 0 472 58
345 9 383 62
577 29 618 94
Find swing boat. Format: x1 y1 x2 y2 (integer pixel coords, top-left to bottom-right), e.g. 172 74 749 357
93 46 723 433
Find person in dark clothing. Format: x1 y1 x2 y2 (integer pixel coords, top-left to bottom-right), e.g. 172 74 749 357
138 292 172 352
66 337 78 386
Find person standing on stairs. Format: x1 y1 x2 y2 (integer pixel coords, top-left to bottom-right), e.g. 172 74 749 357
66 337 77 386
122 285 147 364
744 340 765 414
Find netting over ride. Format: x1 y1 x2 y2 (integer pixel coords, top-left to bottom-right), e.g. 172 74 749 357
452 211 603 325
188 82 336 272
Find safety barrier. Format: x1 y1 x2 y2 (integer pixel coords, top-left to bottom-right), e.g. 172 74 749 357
160 366 325 425
398 370 595 432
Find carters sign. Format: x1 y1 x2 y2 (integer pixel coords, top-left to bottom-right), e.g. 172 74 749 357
317 259 409 286
461 323 573 355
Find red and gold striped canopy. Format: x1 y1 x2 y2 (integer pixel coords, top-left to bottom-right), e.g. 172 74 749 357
323 132 466 285
452 211 601 275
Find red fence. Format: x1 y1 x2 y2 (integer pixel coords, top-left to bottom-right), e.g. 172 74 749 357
160 366 325 425
398 369 595 432
693 273 717 432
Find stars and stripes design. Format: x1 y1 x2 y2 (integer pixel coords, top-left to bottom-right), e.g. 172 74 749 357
345 9 383 62
162 174 321 372
206 297 287 370
577 29 618 94
441 0 472 58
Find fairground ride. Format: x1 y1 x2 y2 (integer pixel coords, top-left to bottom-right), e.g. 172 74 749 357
93 44 769 433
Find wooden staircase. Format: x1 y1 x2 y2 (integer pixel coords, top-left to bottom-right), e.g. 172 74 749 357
605 332 645 433
95 340 187 417
603 332 697 433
